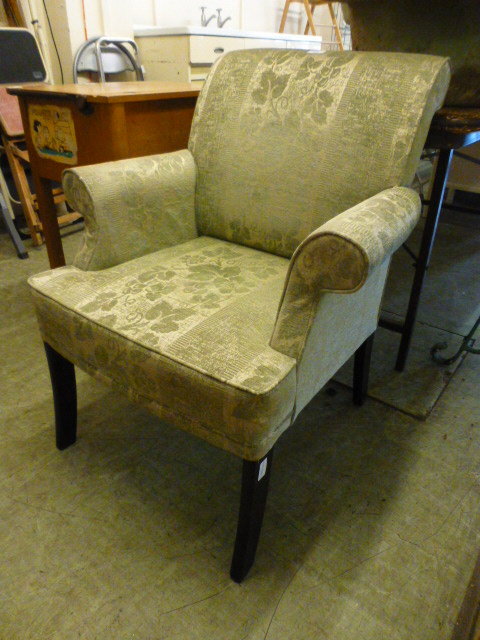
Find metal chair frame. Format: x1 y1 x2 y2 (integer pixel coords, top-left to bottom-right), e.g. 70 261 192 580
73 36 144 84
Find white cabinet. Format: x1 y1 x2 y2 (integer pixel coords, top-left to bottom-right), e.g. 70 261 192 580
243 38 288 50
189 36 242 64
135 27 322 84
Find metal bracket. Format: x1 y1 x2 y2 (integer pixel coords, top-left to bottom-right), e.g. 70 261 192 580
431 314 480 365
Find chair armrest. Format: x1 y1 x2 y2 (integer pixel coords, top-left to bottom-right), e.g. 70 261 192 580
270 187 421 360
62 149 198 271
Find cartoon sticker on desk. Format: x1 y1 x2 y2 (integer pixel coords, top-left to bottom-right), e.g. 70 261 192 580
29 104 77 164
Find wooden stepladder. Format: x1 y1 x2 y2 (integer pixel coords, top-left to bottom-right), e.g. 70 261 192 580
279 0 344 51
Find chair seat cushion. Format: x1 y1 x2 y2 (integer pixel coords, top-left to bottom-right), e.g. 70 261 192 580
29 236 297 459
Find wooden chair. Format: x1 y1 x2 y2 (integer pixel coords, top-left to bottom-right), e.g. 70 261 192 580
279 0 344 50
0 87 81 246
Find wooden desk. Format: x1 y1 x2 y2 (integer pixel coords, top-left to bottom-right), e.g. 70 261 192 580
8 81 200 268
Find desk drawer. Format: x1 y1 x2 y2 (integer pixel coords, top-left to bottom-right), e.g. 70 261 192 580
189 36 243 64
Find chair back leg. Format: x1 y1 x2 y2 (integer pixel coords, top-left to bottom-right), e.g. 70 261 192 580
230 449 274 582
353 332 375 406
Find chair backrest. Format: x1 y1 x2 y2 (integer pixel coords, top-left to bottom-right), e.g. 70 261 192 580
189 49 450 258
0 27 48 138
0 27 47 86
73 36 144 83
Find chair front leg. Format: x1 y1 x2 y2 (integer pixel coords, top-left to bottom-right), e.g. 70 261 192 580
44 343 77 450
230 448 274 583
353 332 375 406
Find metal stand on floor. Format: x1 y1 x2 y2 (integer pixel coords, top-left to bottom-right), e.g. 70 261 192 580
0 174 28 259
431 314 480 365
379 107 480 371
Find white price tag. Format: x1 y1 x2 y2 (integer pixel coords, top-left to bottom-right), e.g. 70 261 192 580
258 458 268 481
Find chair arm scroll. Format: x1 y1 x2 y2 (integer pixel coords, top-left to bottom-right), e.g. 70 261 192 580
63 149 198 271
270 187 421 360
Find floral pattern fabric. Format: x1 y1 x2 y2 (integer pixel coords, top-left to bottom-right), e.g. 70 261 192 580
30 237 295 394
271 187 421 360
30 49 451 459
189 49 450 258
63 150 198 271
30 237 297 459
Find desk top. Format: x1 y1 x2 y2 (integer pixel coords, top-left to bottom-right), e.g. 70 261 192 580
7 81 201 104
427 107 480 150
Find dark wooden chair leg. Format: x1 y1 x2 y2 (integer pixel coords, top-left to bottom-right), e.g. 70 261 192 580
44 343 77 450
353 332 375 406
230 449 274 583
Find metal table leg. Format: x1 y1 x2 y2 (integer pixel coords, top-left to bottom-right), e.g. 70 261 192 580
379 148 454 371
395 149 454 370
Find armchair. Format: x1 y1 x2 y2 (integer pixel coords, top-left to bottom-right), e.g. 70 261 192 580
28 50 450 582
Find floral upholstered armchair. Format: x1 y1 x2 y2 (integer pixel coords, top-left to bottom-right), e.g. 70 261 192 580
29 50 450 582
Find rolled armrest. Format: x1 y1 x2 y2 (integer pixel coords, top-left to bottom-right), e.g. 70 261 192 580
63 149 198 271
270 187 421 359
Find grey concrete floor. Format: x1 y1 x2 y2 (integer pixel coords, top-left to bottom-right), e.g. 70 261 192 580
0 217 479 639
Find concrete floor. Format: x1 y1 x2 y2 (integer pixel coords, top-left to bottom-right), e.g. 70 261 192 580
1 216 479 639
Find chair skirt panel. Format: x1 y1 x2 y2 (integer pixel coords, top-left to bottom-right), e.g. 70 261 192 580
29 236 296 460
294 260 389 417
189 49 450 259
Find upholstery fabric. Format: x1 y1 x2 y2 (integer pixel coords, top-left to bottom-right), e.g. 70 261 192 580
189 49 450 258
270 186 420 416
63 150 198 271
29 237 296 459
271 187 420 360
293 263 390 417
30 49 451 462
